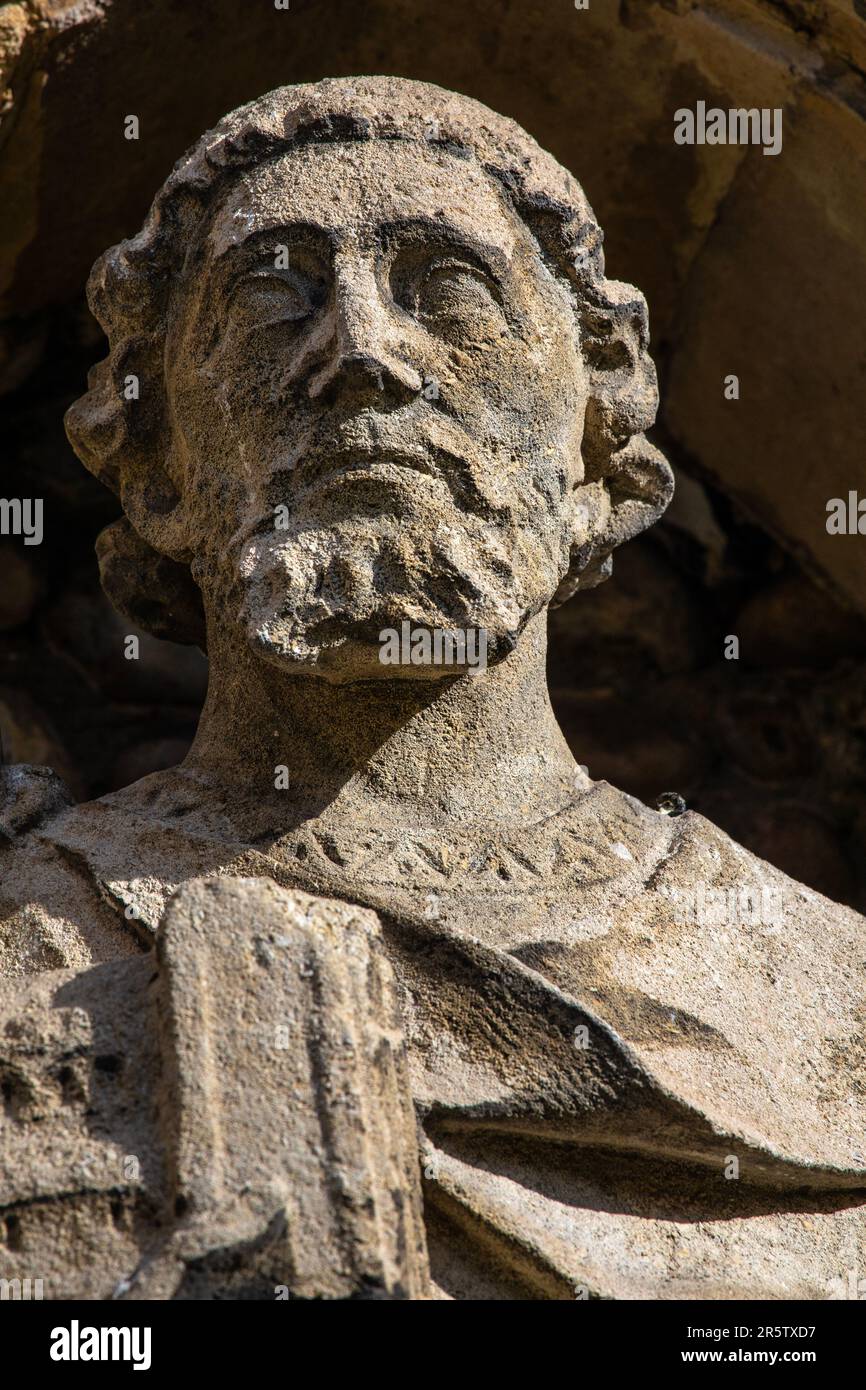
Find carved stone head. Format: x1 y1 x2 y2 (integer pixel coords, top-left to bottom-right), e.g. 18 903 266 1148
66 77 672 681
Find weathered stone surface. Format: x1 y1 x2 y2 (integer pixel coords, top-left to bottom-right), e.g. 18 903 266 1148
3 0 866 897
0 761 71 839
1 74 865 1302
0 876 430 1299
157 877 429 1300
0 952 165 1298
2 0 865 615
664 78 866 614
95 516 206 649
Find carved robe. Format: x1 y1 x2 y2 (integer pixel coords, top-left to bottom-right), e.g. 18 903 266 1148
2 765 864 1298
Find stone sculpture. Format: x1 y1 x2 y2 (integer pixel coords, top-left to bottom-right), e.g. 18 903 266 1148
1 77 864 1300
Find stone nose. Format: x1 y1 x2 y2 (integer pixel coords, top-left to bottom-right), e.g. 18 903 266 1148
306 259 423 403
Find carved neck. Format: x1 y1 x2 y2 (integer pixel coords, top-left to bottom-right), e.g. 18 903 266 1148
183 609 580 832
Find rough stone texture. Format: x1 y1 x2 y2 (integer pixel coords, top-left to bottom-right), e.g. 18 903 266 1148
1 74 865 1300
3 0 866 906
0 877 429 1299
2 0 866 609
156 878 429 1300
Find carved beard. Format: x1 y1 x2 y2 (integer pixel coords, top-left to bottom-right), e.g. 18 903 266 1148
233 501 566 681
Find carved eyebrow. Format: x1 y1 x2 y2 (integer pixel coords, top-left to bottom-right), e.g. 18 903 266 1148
377 217 512 277
213 222 331 266
211 218 512 274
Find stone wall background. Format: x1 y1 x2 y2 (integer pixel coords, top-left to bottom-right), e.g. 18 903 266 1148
2 0 866 906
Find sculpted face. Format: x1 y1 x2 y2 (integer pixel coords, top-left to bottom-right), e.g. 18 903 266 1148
164 140 590 680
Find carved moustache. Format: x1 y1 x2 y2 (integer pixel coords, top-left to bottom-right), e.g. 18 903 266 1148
230 405 556 554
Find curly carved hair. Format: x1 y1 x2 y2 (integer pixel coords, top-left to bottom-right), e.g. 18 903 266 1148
65 76 673 646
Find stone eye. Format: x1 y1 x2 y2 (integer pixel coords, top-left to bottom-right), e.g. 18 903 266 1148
414 261 498 318
391 253 500 327
240 269 325 323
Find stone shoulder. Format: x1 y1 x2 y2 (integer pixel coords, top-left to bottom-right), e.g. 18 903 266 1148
0 767 142 977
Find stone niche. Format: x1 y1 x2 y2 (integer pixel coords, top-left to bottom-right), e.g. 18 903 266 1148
2 0 866 906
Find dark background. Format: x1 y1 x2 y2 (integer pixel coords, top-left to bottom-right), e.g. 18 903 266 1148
2 0 865 905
